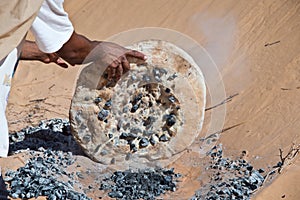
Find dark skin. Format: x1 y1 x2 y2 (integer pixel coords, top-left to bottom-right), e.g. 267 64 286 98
20 31 147 79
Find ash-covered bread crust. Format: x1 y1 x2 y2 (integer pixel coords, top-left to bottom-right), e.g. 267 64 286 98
70 40 206 169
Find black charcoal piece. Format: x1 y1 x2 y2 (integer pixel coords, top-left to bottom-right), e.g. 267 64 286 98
148 101 153 107
100 150 108 156
167 73 178 81
168 96 176 103
130 143 138 152
166 114 176 126
110 158 116 164
98 109 109 121
139 138 150 148
130 128 141 134
134 93 143 103
142 75 151 82
104 99 112 108
94 97 102 104
192 144 265 199
119 132 129 139
108 191 123 198
131 104 139 113
159 134 169 142
155 99 161 104
6 122 92 200
123 106 129 113
82 135 91 143
159 68 168 75
165 88 171 93
100 168 180 200
143 116 155 127
153 68 160 76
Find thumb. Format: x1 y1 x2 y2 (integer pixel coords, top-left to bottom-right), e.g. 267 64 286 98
55 57 69 68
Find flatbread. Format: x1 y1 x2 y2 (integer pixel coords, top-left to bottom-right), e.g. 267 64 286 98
70 40 206 169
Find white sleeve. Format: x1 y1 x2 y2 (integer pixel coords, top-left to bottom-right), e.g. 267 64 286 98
30 0 74 53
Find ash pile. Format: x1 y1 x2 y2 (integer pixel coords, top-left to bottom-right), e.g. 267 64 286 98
191 144 265 200
5 119 90 200
100 168 181 200
3 119 181 200
9 118 83 155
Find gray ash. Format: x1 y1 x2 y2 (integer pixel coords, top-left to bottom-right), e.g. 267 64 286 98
191 145 265 200
8 118 83 155
4 148 91 200
100 168 181 200
5 119 90 199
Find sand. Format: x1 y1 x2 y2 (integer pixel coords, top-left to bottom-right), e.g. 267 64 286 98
3 0 300 199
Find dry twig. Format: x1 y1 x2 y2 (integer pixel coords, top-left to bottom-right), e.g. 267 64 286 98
205 93 239 111
262 144 300 186
200 122 245 141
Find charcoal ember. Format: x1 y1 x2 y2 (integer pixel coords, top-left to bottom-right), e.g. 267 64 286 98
130 104 139 113
119 132 136 141
94 97 102 104
103 82 184 153
142 74 151 82
133 93 143 103
104 99 112 108
168 96 176 103
192 144 265 200
100 168 180 200
5 119 91 200
165 88 171 93
109 191 124 198
98 109 109 121
8 118 83 155
166 114 176 126
159 134 169 142
143 116 155 127
152 68 160 76
167 73 178 81
130 128 142 135
159 68 168 75
139 138 150 148
129 143 138 152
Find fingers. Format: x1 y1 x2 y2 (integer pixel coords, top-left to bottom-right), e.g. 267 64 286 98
45 53 69 68
121 56 130 71
108 60 119 80
55 58 68 68
116 63 123 79
107 67 115 81
126 50 147 61
106 49 146 80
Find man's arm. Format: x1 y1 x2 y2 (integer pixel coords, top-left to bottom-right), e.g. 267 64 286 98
20 40 68 68
21 31 147 79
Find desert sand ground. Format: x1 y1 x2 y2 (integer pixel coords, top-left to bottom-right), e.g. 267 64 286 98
2 0 300 199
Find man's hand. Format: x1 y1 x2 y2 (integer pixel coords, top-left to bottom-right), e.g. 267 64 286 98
21 32 147 80
57 32 147 80
20 40 68 68
86 41 147 80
